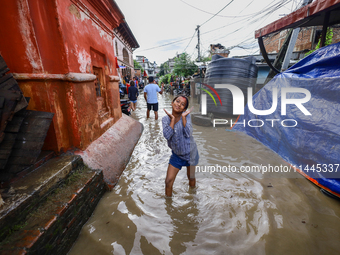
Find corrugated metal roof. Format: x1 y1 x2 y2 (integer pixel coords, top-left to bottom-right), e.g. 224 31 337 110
255 0 340 38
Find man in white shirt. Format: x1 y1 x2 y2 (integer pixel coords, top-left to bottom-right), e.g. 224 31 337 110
144 76 164 120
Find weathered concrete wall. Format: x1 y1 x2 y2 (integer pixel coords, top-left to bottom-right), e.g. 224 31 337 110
0 0 44 73
58 0 121 75
75 114 144 190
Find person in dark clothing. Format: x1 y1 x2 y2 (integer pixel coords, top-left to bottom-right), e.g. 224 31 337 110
128 80 139 111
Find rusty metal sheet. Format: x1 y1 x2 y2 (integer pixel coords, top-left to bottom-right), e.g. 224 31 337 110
4 115 25 133
0 133 17 169
0 55 28 143
0 55 9 77
255 0 340 38
3 110 54 174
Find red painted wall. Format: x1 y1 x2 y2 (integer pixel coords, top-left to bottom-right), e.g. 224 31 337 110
0 0 42 73
0 0 126 153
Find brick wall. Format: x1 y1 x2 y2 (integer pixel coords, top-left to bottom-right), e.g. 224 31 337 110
263 26 340 54
332 25 340 43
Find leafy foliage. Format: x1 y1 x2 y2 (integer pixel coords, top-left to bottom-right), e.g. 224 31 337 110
158 62 170 77
160 73 172 84
200 55 212 64
134 60 144 73
173 53 197 77
305 28 333 57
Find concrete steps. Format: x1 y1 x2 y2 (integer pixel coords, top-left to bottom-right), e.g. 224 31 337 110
0 154 105 255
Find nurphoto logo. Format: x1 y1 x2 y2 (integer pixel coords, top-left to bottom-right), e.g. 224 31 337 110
200 83 312 128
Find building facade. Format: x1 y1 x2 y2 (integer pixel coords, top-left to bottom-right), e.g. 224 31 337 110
113 22 139 81
135 55 157 78
0 0 138 154
167 54 182 74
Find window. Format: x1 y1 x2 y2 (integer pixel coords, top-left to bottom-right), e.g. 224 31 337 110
115 41 118 58
93 66 103 97
123 48 129 64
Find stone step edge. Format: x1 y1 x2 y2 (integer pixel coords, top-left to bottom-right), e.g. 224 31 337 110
1 151 56 188
0 164 105 254
0 155 82 242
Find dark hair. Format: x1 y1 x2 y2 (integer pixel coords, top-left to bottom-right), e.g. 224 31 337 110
129 80 135 86
173 95 189 110
148 76 154 83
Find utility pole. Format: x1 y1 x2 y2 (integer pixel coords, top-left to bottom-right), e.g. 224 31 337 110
196 25 201 62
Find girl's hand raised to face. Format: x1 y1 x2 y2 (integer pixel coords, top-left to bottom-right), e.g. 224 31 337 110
164 109 174 119
182 106 194 117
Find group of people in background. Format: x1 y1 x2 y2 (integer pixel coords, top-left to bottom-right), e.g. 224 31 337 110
125 76 141 93
123 75 199 198
122 76 141 111
125 75 164 117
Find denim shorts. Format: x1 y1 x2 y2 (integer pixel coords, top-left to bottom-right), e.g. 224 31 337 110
130 100 137 103
169 152 190 170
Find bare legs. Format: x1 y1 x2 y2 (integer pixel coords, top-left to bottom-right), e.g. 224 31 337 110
165 164 196 197
146 109 158 120
187 166 196 188
130 102 137 111
165 164 179 197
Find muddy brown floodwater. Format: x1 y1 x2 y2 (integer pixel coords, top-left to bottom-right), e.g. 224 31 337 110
68 92 340 255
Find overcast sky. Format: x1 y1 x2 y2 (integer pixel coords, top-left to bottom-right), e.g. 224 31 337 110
115 0 303 65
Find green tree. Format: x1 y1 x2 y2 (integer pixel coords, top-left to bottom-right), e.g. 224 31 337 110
134 60 144 73
173 53 197 78
160 73 172 84
200 55 212 64
158 62 170 76
305 28 333 57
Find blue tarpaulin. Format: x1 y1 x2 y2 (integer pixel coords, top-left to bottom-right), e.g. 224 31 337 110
233 42 340 196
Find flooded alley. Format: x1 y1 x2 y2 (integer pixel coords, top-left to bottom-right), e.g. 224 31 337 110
69 93 340 255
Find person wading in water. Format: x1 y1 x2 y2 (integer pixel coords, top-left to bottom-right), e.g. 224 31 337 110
162 96 199 197
144 76 163 120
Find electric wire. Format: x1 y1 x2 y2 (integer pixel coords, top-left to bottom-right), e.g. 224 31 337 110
183 30 197 52
199 0 235 27
180 0 257 18
199 0 293 55
135 36 195 52
180 0 291 19
136 0 292 54
137 0 296 62
199 0 293 39
190 0 284 58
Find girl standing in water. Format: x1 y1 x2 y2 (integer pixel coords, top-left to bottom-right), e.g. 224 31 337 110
162 96 199 197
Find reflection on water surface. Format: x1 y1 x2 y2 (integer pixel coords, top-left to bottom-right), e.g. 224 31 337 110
69 93 340 255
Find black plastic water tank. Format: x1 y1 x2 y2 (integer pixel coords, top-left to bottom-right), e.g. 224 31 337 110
202 55 258 117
